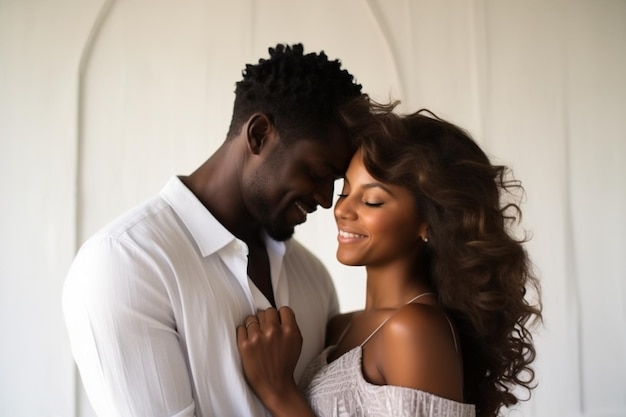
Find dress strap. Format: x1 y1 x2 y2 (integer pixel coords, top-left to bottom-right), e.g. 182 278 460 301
333 320 353 348
443 313 459 353
360 292 434 348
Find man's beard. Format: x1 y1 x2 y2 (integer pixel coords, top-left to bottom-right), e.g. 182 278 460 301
264 218 295 242
247 177 295 242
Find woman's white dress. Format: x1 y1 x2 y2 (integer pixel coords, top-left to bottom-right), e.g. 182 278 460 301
299 346 475 417
298 293 476 417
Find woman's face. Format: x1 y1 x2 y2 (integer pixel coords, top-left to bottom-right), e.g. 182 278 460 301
334 149 426 267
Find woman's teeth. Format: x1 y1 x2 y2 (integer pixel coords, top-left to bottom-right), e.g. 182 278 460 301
339 230 366 238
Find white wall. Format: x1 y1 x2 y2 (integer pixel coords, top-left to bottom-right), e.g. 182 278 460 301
1 1 625 416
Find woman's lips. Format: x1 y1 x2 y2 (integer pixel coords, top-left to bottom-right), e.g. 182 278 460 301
337 228 367 242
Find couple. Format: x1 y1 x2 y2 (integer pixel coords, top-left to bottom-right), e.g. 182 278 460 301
63 44 541 417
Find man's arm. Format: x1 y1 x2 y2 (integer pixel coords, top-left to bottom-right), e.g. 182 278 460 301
63 235 196 416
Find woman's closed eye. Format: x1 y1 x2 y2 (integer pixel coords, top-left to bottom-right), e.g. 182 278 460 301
337 193 384 207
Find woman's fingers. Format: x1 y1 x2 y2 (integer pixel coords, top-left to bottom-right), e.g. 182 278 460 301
239 307 297 334
236 323 248 346
244 316 260 330
237 314 263 350
278 306 296 326
257 307 278 327
237 307 302 357
277 306 301 346
239 315 261 335
236 306 303 398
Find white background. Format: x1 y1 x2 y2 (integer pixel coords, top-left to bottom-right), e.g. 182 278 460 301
1 1 625 416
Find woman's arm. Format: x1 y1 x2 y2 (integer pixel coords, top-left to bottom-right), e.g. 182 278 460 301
237 307 317 417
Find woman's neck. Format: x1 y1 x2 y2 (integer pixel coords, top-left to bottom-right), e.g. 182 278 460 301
364 264 432 310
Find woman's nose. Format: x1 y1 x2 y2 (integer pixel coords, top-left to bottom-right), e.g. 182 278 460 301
334 195 356 220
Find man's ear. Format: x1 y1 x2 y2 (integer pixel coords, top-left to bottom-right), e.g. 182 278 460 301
246 113 273 155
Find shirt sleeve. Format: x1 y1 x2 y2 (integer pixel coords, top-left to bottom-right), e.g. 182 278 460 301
63 234 196 417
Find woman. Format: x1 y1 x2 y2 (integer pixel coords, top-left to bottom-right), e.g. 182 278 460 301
237 106 542 417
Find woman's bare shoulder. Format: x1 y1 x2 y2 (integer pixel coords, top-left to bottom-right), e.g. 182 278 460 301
379 303 464 401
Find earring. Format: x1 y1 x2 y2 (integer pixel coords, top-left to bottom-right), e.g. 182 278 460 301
422 236 429 243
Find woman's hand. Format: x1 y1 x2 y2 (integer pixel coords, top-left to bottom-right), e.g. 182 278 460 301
237 307 307 413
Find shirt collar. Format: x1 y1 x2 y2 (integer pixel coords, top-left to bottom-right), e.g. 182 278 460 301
159 176 287 260
159 176 236 257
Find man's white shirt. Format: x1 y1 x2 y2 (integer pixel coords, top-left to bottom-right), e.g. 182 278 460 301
63 176 338 417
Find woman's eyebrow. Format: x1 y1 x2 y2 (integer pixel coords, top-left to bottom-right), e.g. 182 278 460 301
359 182 393 195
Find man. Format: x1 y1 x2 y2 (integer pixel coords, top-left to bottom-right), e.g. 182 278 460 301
63 44 366 416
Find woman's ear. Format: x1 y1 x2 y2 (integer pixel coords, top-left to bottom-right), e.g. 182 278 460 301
418 224 429 243
246 113 273 155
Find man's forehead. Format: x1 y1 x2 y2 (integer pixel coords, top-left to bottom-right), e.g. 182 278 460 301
297 138 352 171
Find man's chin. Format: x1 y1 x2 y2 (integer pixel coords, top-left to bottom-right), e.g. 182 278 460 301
264 222 295 242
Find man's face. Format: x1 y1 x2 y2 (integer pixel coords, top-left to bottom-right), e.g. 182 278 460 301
244 126 354 241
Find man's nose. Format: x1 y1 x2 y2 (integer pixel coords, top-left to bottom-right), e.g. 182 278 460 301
314 181 334 209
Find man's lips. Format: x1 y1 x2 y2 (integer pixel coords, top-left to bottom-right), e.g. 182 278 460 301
295 201 316 216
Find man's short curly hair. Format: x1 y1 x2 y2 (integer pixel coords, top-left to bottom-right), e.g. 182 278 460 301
226 43 363 142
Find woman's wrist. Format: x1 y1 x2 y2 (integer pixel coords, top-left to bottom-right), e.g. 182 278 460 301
262 382 316 417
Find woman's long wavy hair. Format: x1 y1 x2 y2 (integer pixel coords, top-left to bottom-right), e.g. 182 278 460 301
350 102 542 417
